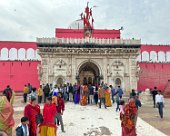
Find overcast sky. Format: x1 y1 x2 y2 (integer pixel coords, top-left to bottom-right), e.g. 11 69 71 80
0 0 170 44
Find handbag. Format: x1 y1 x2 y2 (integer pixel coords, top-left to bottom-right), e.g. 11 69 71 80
36 113 43 125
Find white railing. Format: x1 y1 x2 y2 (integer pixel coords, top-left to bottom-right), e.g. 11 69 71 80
37 37 141 45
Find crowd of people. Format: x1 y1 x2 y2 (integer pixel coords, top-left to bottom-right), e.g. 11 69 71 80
0 83 165 136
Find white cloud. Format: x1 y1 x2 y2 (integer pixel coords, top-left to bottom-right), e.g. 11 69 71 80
0 0 170 44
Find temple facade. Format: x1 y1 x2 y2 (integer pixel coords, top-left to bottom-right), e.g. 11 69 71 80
37 38 141 92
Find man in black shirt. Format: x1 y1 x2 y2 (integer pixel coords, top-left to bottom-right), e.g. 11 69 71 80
152 86 158 108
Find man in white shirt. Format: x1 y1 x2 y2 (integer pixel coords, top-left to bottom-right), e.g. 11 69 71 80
155 90 165 118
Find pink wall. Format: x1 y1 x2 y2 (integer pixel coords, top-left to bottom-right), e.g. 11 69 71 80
0 61 40 92
138 62 170 92
55 28 120 39
0 41 36 50
141 44 170 52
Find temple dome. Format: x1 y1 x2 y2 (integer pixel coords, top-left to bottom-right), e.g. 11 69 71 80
68 19 84 29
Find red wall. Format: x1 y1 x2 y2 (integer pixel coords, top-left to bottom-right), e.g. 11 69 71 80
138 62 170 92
0 61 40 92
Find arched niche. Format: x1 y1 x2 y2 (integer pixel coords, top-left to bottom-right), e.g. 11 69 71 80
150 51 157 62
18 48 26 60
158 51 165 62
166 52 170 62
27 48 35 60
142 51 149 62
0 48 8 60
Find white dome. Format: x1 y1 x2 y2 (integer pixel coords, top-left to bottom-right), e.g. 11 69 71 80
68 19 84 29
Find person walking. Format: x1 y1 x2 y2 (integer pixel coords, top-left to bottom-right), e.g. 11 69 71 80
69 83 73 101
105 86 112 107
152 87 158 108
43 84 50 103
98 85 106 109
115 93 120 112
134 95 142 126
120 98 137 136
117 86 123 99
93 86 98 106
109 85 115 104
27 83 32 94
56 92 65 132
38 85 43 104
89 85 94 104
156 90 165 118
23 85 29 103
40 97 57 136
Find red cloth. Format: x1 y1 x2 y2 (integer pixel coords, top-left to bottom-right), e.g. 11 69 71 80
24 104 40 136
56 98 65 113
43 103 56 124
120 100 137 136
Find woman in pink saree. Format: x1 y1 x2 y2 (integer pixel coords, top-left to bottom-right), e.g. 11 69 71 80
0 87 15 136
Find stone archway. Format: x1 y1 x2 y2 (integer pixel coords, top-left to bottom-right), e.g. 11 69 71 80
78 62 100 85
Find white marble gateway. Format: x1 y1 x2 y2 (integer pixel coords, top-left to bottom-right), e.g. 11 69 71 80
37 37 141 92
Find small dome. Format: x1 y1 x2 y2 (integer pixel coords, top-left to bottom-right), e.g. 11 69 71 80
68 19 84 29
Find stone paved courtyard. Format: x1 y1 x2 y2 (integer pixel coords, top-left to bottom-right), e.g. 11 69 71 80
12 96 169 136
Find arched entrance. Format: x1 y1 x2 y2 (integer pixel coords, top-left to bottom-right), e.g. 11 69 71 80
78 62 100 85
57 77 63 86
115 78 121 87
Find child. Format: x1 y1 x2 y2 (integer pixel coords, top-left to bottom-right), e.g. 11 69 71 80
119 100 125 114
16 117 29 136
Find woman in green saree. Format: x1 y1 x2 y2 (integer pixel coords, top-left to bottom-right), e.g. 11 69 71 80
0 86 15 136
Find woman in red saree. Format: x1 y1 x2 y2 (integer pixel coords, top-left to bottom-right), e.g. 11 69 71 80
120 98 137 136
0 87 15 136
24 96 40 136
40 97 57 136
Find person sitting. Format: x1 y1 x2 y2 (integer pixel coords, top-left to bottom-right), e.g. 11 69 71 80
16 117 29 136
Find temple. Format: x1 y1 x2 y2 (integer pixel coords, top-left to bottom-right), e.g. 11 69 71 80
0 4 170 97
